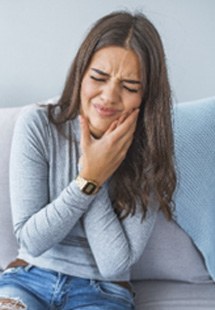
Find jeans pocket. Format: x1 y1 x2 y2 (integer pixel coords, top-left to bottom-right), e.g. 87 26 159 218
95 281 134 305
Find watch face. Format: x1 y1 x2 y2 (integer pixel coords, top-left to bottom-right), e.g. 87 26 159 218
83 182 97 195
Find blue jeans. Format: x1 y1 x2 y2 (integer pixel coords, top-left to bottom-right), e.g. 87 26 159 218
0 265 135 309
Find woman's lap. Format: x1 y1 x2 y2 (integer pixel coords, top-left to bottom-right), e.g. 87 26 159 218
0 266 134 310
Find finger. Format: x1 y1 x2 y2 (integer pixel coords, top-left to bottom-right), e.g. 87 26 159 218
104 120 118 135
110 117 136 155
113 134 134 165
104 112 129 136
118 128 135 150
118 109 139 129
79 115 91 150
111 109 139 139
116 111 130 125
116 116 127 127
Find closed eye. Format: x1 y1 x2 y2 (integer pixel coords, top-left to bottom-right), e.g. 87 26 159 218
90 74 140 93
123 85 139 93
90 75 106 82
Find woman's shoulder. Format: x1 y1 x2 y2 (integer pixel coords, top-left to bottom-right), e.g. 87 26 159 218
18 103 50 125
16 97 60 131
13 102 55 143
15 97 78 141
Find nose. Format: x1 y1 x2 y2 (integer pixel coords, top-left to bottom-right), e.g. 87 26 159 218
100 83 120 105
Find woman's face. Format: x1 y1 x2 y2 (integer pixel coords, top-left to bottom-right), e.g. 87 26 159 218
80 46 143 138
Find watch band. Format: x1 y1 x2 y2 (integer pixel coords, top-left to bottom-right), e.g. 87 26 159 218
75 175 100 195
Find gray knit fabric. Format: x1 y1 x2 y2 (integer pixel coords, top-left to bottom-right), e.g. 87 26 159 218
9 104 157 281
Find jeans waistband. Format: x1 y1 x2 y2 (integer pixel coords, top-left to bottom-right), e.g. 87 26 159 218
5 258 132 293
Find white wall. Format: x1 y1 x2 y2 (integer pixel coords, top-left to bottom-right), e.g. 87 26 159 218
0 0 214 107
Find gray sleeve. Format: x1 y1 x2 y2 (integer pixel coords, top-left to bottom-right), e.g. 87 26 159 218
10 106 95 257
83 189 158 278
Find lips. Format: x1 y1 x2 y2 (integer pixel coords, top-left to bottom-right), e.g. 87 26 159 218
93 103 121 117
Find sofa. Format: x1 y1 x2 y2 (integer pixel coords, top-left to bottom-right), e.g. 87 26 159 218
0 97 215 309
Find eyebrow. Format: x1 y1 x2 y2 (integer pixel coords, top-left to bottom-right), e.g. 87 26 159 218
91 68 141 84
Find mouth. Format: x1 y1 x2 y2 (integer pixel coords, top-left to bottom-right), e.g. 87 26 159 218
93 103 121 117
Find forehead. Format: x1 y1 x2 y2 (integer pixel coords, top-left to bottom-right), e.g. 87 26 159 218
88 46 142 78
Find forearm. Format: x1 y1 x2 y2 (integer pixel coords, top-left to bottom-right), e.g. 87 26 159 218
83 188 158 278
10 106 96 256
11 178 95 257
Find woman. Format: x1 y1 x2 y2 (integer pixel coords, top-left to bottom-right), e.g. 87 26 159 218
0 11 176 310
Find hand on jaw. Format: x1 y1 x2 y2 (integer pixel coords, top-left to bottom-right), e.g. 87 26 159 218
78 109 139 187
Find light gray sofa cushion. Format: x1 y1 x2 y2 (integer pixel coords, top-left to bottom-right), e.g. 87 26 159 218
131 211 212 283
0 107 21 269
133 280 215 310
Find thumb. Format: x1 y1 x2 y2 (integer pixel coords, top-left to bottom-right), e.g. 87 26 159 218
79 114 91 151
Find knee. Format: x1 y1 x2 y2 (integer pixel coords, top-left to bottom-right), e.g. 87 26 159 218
0 297 26 309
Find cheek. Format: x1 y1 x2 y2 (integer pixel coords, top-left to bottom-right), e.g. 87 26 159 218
81 79 98 102
125 94 142 110
134 96 142 108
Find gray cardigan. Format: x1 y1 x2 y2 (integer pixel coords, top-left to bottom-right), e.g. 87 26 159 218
10 104 157 281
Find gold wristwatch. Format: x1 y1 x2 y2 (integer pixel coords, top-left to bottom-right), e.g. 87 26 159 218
75 175 100 195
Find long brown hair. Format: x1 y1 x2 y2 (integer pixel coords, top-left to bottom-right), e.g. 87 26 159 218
48 11 176 219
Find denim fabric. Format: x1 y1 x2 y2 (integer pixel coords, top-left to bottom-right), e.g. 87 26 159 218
0 266 135 309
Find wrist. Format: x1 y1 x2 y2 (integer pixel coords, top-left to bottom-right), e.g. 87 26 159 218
79 168 103 187
75 175 101 195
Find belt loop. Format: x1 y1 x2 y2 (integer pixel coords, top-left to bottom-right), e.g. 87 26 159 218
90 279 97 287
